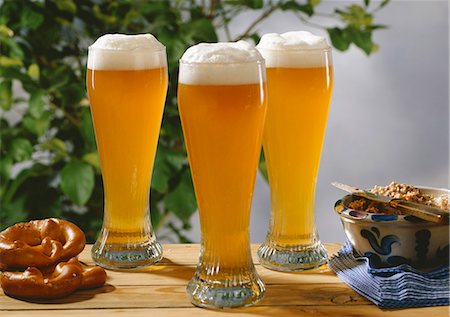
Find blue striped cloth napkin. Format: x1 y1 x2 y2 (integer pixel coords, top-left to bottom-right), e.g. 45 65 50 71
328 242 450 308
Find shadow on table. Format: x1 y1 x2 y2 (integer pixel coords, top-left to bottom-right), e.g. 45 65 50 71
106 258 196 282
202 305 317 316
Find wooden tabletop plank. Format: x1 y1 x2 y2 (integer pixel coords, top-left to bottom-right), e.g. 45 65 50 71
78 244 342 267
97 265 340 286
1 243 445 317
0 283 370 310
3 306 448 317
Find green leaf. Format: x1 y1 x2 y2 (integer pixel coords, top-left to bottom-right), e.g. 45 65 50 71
60 83 85 107
165 150 186 171
3 38 24 60
0 80 12 110
20 6 44 30
55 0 77 14
364 0 370 7
150 196 162 229
80 108 96 150
22 112 51 137
0 195 28 229
280 1 314 16
82 152 101 171
236 0 264 9
0 67 32 84
60 161 95 206
183 19 218 43
92 4 117 24
336 5 372 27
151 149 171 193
368 24 387 31
248 33 261 45
379 0 390 9
0 56 22 67
327 27 351 51
249 0 263 9
10 138 33 162
0 25 14 37
1 164 51 205
347 27 374 55
308 0 320 6
371 43 379 53
28 90 45 118
164 169 197 221
41 138 67 157
259 151 268 181
160 115 183 139
27 63 40 80
139 2 169 15
0 156 13 181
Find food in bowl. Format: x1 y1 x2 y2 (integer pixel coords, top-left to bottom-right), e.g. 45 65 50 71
371 181 449 210
334 185 449 269
347 198 402 215
347 182 449 215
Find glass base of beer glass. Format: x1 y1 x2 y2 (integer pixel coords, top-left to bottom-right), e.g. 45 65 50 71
257 240 328 272
91 229 163 269
186 274 265 309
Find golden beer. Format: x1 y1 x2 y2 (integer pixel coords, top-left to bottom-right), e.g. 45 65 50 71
178 41 266 308
87 34 168 269
257 32 333 271
178 84 265 268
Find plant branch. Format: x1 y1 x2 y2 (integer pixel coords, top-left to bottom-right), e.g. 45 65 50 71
296 13 327 30
220 6 232 41
314 11 338 19
233 5 278 41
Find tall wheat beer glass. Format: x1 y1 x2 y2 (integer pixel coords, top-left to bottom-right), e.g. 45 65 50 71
257 31 333 271
178 42 266 308
87 34 167 269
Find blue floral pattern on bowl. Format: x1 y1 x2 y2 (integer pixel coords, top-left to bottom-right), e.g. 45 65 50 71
334 187 450 269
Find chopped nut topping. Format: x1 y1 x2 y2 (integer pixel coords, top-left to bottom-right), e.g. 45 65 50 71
346 182 449 215
370 181 449 211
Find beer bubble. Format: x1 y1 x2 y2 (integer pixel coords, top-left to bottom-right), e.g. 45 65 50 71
179 41 265 85
87 34 166 70
257 31 331 68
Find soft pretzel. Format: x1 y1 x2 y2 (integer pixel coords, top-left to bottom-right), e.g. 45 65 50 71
0 257 106 299
0 260 82 299
0 218 86 270
69 258 107 290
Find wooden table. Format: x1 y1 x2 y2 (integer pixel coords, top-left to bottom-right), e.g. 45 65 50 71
1 244 447 316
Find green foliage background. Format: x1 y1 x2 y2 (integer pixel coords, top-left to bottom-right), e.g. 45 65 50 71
0 0 389 242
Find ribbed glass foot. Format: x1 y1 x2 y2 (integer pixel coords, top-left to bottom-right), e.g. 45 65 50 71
91 229 162 269
258 240 328 271
187 275 265 308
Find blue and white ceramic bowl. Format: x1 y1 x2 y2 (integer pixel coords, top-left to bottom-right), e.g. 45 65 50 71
334 187 449 268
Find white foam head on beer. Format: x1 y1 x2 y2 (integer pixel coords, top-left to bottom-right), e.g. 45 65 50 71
87 33 166 70
179 41 265 85
257 31 331 68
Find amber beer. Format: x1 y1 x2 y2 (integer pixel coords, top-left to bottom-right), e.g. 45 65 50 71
86 34 168 269
257 32 334 271
178 42 266 308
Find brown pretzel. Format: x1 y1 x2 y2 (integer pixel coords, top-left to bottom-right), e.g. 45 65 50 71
0 260 82 299
0 218 86 270
0 257 107 299
68 258 107 290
